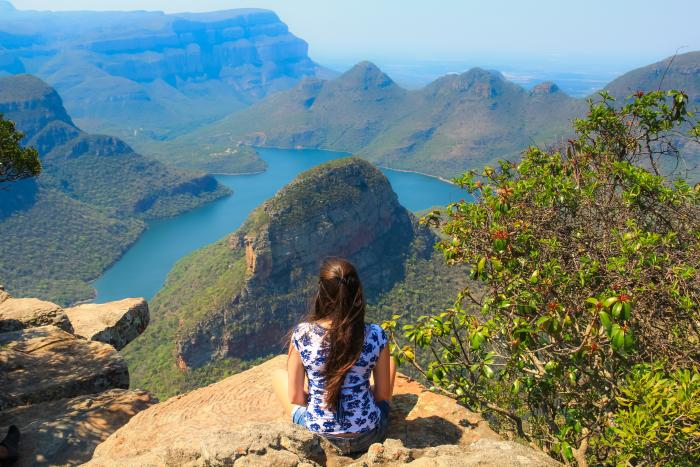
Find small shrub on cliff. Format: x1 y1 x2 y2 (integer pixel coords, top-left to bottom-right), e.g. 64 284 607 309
385 90 700 465
603 363 700 465
0 115 41 185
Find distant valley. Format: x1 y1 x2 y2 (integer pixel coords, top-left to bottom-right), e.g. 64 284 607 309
1 1 698 179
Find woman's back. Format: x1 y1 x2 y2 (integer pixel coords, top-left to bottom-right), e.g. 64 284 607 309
292 321 388 434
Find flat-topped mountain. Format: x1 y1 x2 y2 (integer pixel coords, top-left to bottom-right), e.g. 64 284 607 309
123 157 466 397
0 74 228 305
0 2 330 156
161 61 586 178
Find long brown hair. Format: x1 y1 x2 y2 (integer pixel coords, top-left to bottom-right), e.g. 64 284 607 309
307 257 366 411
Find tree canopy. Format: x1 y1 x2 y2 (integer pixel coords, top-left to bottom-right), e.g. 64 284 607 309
386 90 700 465
0 115 41 186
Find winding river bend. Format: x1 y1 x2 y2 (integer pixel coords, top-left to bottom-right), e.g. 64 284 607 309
93 148 463 303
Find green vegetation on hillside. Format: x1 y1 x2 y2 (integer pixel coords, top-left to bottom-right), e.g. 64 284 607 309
0 116 40 184
134 139 267 175
0 75 230 305
124 239 249 397
157 62 585 178
0 185 145 304
388 90 700 465
156 53 700 180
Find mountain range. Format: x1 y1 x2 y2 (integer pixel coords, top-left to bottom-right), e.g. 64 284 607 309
0 74 228 305
0 1 330 153
161 52 700 178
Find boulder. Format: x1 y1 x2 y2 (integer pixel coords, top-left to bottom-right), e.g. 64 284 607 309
0 389 157 467
0 326 129 411
64 298 149 350
343 438 560 466
87 356 559 466
87 422 326 467
0 296 73 333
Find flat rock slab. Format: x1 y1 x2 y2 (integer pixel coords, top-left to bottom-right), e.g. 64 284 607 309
65 298 149 351
0 297 72 333
87 355 503 466
0 326 129 411
0 389 157 467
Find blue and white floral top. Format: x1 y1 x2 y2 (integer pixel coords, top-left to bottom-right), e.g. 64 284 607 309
292 322 388 435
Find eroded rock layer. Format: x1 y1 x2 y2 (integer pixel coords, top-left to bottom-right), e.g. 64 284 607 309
0 292 157 466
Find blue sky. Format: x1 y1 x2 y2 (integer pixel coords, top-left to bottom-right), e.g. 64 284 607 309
9 0 700 67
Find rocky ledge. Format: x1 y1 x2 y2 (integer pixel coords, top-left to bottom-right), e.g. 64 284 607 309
87 355 558 466
0 289 157 466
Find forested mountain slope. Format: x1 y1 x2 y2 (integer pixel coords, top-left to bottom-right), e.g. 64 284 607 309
165 52 700 179
0 75 228 305
160 62 585 178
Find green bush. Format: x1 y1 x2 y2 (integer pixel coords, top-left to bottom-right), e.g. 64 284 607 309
385 90 700 465
0 114 40 185
603 363 700 466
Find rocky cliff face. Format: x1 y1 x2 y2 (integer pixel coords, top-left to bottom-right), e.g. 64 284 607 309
86 355 559 466
0 287 156 466
122 158 442 397
86 10 315 96
176 158 433 367
0 75 228 305
0 3 330 154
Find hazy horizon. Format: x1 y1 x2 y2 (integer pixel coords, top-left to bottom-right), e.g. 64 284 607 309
7 0 700 71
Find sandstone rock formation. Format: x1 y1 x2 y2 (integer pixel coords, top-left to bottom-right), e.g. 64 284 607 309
0 326 129 411
65 298 149 350
125 157 435 384
87 355 558 466
1 389 154 467
0 293 157 466
0 296 73 333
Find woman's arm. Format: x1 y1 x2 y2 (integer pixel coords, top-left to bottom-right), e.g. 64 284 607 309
287 343 307 406
372 345 392 402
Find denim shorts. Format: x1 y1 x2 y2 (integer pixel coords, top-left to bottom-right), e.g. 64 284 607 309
291 400 391 455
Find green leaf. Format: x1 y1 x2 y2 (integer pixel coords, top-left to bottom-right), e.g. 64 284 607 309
622 302 631 321
511 379 521 394
611 326 624 350
604 296 619 308
477 256 486 276
612 301 623 318
599 311 612 333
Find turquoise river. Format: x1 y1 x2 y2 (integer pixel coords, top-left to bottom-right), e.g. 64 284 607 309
93 148 464 302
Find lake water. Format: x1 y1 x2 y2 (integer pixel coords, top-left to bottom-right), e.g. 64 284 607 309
93 148 464 303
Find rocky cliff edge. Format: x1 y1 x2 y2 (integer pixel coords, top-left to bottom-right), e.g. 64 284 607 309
87 355 559 466
0 287 156 466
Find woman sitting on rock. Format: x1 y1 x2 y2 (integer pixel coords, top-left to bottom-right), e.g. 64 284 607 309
272 258 397 455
